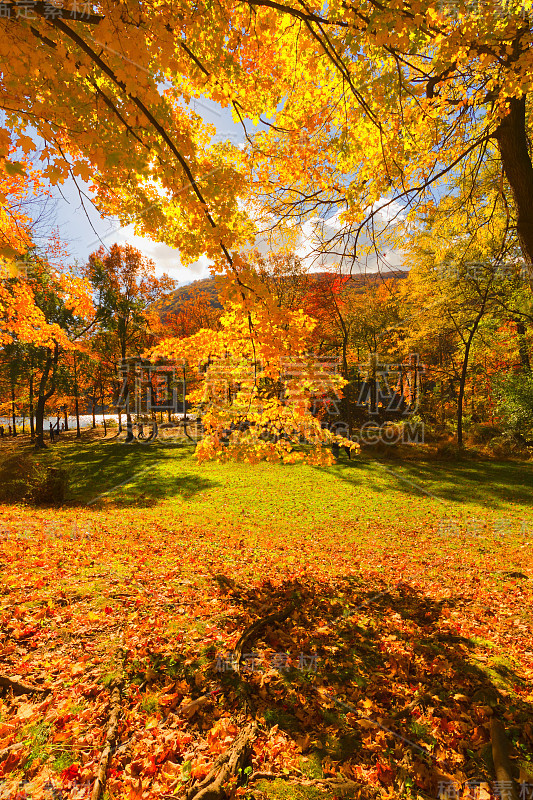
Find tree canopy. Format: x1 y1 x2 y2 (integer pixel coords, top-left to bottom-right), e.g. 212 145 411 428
1 0 532 457
1 0 532 272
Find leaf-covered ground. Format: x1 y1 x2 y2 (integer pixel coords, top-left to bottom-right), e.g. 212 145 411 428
1 433 533 800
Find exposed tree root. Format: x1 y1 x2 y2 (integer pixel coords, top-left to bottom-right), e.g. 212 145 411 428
234 602 296 665
247 771 279 781
0 673 50 697
307 777 375 795
91 677 123 800
491 718 519 800
186 722 256 800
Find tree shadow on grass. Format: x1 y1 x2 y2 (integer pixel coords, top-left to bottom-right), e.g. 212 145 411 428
318 453 533 511
194 576 533 795
59 440 220 507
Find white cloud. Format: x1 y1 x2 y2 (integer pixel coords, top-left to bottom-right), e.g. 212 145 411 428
240 199 407 275
110 225 212 284
290 210 406 274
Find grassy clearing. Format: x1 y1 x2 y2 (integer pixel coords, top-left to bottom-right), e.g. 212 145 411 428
5 434 531 601
5 432 533 533
0 435 532 800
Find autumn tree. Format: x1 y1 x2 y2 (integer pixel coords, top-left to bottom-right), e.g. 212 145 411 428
29 257 93 447
0 154 95 445
399 168 530 444
0 261 94 446
0 344 25 435
0 3 252 273
218 0 533 275
85 243 176 440
3 1 533 278
0 149 47 262
152 299 357 463
0 155 75 351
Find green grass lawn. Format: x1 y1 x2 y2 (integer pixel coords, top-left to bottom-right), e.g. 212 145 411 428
56 435 533 527
3 431 530 589
3 432 532 557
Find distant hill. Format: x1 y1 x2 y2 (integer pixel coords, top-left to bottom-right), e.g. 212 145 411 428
306 269 409 290
158 269 409 319
157 276 223 320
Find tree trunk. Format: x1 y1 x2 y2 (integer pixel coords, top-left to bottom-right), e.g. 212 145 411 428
457 346 471 448
125 412 135 442
101 389 107 436
73 352 81 438
182 366 188 436
64 407 69 431
35 390 47 449
119 348 135 442
495 96 533 271
515 319 530 371
413 354 421 413
369 351 378 418
457 302 488 446
35 346 58 449
339 331 352 436
92 399 96 428
29 359 35 442
11 378 17 437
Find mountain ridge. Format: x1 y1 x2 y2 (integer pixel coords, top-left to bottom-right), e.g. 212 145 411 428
158 269 409 317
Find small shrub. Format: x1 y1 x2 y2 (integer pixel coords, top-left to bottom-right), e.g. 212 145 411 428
488 433 528 459
0 453 68 506
469 424 502 444
31 464 69 505
434 441 464 460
